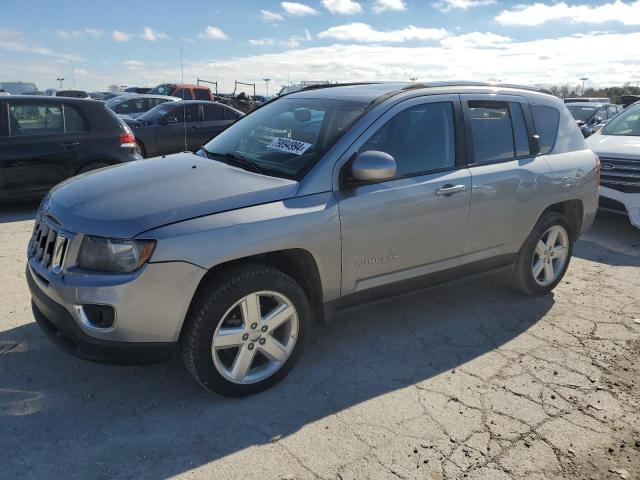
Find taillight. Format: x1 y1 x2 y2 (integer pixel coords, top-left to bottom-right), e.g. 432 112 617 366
594 152 601 187
120 132 135 147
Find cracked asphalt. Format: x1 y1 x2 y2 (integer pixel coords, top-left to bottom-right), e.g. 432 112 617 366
1 204 639 480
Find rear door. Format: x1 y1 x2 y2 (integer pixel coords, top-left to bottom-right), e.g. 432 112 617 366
462 95 552 256
1 101 80 195
337 95 471 295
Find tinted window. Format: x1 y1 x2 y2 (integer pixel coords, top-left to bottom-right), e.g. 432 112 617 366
602 103 640 136
361 102 455 176
468 101 515 163
171 104 200 123
175 89 192 100
224 108 239 120
530 104 560 154
607 106 618 118
194 89 210 100
63 105 86 132
510 103 530 157
203 104 225 121
8 103 63 136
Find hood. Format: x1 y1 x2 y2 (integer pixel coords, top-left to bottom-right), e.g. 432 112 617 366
44 153 299 238
586 133 640 160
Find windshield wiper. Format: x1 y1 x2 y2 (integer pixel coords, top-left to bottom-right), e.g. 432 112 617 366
204 150 265 174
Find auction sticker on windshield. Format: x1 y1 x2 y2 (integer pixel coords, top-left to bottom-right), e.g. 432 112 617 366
266 137 312 156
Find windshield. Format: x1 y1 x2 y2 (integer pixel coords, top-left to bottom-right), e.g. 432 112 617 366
203 97 367 178
137 103 175 123
148 84 174 96
567 105 596 122
602 104 640 136
105 97 122 107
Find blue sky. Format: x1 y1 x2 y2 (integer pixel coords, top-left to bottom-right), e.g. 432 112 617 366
2 0 640 93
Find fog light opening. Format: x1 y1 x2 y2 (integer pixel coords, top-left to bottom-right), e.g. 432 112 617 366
75 304 116 329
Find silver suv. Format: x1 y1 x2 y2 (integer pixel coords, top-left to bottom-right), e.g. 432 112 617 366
27 82 599 396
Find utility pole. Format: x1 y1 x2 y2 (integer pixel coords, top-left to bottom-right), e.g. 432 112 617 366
56 77 64 89
580 77 589 95
70 61 76 88
262 78 271 97
409 77 418 83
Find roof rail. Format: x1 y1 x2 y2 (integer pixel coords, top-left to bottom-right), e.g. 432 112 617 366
402 81 551 95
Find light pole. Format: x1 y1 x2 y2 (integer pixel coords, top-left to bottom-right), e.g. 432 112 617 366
56 77 64 89
262 78 271 97
580 77 589 95
409 77 418 83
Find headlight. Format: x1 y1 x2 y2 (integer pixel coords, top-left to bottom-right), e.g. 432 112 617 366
77 236 155 273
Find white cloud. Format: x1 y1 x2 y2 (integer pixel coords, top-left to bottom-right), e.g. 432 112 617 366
496 0 640 26
141 27 168 41
124 60 146 68
261 9 285 21
55 28 104 39
372 0 406 14
281 2 320 16
281 30 312 48
322 0 362 14
249 38 276 46
318 23 448 43
434 0 495 12
112 30 131 42
0 28 84 62
198 26 228 40
440 31 511 48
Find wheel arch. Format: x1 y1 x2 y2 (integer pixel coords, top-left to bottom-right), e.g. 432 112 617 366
541 199 584 240
182 248 325 337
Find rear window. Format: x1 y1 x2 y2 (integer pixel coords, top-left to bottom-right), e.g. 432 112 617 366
8 103 63 136
63 105 86 132
194 89 211 100
530 104 560 154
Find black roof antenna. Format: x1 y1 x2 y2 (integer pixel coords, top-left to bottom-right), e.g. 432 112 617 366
180 46 188 153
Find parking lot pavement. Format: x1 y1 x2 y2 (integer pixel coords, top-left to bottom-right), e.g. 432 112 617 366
1 204 638 480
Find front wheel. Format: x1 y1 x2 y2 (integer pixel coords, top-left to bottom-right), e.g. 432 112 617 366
511 212 573 296
181 265 311 397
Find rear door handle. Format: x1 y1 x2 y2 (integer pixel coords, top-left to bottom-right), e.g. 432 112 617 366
61 142 80 149
435 184 466 196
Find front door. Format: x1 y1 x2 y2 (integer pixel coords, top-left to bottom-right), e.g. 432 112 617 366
156 104 201 154
336 95 471 296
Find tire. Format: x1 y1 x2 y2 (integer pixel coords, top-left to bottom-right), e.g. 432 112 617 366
181 264 312 397
135 140 146 158
77 162 110 174
511 211 573 296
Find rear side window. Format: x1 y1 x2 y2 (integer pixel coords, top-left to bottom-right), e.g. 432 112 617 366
8 103 63 136
194 89 210 100
361 101 456 177
468 100 530 164
530 104 560 155
175 89 192 100
203 104 225 121
63 105 86 132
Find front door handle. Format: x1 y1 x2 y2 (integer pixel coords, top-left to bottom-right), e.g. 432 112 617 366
435 184 466 196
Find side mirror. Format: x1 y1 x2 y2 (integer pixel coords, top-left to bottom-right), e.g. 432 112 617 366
350 151 397 182
580 124 593 138
530 134 542 155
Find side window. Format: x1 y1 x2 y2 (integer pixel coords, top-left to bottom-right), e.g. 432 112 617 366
594 107 607 121
467 101 531 162
8 103 63 136
63 105 86 132
224 108 239 120
530 104 560 155
194 89 210 100
360 101 456 177
607 106 618 118
203 105 224 121
171 104 200 123
175 89 192 100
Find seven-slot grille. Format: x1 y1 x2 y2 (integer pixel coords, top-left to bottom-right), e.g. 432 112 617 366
599 157 640 193
28 216 69 274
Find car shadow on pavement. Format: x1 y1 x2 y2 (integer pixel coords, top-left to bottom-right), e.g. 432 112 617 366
0 274 553 479
0 202 38 224
574 211 640 266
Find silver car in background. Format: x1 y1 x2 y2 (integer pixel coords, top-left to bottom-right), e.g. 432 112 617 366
105 93 180 119
587 102 640 228
27 82 599 396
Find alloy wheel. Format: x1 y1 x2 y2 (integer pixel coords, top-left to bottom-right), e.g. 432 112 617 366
531 225 569 287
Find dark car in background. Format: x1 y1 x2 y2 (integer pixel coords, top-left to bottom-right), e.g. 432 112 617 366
566 101 622 136
0 81 39 95
0 96 141 200
123 100 243 157
124 87 151 94
55 90 90 99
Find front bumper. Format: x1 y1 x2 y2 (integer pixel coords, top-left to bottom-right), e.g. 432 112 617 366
28 266 174 364
599 186 640 228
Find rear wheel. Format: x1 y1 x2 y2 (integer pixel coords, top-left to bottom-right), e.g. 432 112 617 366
181 264 311 397
511 212 573 295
